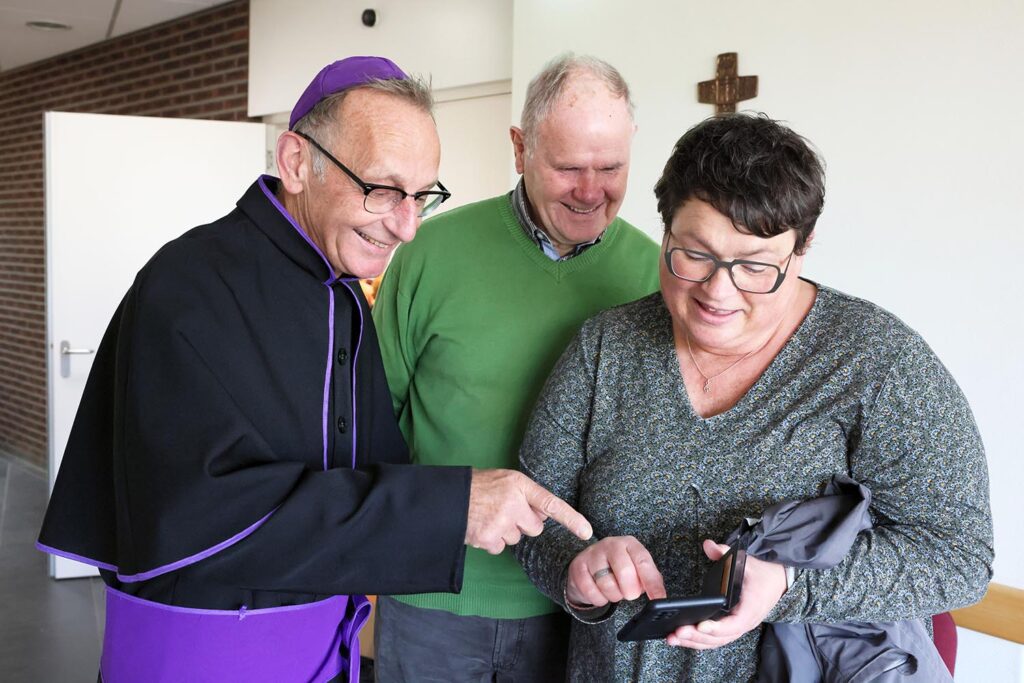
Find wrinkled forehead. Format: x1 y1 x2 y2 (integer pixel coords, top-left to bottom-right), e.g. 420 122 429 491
532 92 633 155
532 118 633 170
330 88 430 134
336 92 440 185
546 77 632 125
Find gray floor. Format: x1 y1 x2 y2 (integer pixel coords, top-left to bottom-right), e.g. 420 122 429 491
0 456 105 681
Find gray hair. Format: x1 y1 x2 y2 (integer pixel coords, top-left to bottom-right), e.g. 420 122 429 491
293 75 435 180
520 53 635 153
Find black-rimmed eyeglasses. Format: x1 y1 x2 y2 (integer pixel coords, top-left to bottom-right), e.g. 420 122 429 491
664 246 794 294
296 131 451 218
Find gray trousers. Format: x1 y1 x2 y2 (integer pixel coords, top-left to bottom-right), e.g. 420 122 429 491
373 596 570 683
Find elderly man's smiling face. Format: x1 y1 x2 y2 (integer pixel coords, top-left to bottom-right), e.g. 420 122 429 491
287 88 441 279
512 74 635 256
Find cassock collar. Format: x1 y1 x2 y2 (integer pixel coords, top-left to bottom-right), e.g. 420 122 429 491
237 175 350 285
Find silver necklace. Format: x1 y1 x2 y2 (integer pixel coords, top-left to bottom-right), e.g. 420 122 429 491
684 331 763 393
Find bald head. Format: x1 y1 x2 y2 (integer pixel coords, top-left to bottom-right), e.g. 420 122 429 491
520 54 635 153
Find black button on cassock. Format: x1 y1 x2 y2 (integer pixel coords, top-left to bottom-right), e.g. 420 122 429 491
337 416 347 434
337 348 348 364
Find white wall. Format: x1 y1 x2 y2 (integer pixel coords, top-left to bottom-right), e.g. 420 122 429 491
433 87 515 213
513 0 1023 678
249 0 513 118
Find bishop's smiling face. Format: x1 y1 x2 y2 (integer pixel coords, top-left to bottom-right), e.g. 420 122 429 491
297 89 441 279
513 75 634 255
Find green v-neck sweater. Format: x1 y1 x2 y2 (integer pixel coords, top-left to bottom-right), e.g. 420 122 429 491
372 194 660 618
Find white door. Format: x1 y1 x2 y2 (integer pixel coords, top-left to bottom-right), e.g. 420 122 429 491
44 112 267 578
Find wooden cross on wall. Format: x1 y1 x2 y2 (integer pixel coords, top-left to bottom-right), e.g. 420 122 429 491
698 53 758 114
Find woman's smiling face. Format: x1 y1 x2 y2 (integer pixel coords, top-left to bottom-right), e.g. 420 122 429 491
660 199 808 356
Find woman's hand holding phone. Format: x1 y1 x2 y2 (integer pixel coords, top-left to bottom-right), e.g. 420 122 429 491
666 540 787 649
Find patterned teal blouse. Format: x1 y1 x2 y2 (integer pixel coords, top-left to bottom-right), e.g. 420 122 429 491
515 284 993 682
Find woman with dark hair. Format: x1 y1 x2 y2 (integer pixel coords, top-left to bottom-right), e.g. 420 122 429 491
514 114 993 681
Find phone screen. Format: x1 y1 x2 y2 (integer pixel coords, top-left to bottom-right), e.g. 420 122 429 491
719 554 732 595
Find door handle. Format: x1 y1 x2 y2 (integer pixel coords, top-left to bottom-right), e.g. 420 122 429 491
60 340 95 378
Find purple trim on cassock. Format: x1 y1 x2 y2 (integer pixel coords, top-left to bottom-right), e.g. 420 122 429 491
38 508 277 581
35 541 118 572
116 507 279 583
258 175 336 279
339 280 364 468
101 586 371 683
323 287 336 470
258 175 342 471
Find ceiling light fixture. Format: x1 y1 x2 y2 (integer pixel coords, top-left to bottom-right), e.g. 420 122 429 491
26 20 73 31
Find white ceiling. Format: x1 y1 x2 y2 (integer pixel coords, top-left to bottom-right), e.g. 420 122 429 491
0 0 226 72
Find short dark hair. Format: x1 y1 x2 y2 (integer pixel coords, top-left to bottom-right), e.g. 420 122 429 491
653 113 825 254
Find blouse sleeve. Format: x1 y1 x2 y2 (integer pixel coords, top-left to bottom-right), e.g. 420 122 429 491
770 332 993 622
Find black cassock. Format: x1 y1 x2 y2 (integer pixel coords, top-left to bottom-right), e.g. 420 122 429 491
38 177 470 682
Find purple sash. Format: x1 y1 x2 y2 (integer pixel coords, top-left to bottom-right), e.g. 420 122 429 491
100 587 371 682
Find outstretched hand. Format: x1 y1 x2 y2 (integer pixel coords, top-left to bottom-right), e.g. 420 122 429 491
465 469 593 555
667 540 786 649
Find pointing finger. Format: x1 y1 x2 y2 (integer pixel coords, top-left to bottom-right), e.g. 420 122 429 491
525 483 592 540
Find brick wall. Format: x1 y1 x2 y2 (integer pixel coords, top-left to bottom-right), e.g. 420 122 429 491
0 0 253 469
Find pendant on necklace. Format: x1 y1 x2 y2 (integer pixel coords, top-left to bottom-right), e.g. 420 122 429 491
703 379 712 393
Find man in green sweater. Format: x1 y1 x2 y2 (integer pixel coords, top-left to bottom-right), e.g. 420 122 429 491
372 54 659 681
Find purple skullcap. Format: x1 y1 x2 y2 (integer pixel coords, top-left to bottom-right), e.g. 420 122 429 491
289 56 408 130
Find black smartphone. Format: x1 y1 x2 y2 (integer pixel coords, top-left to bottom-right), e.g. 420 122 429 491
616 547 746 642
